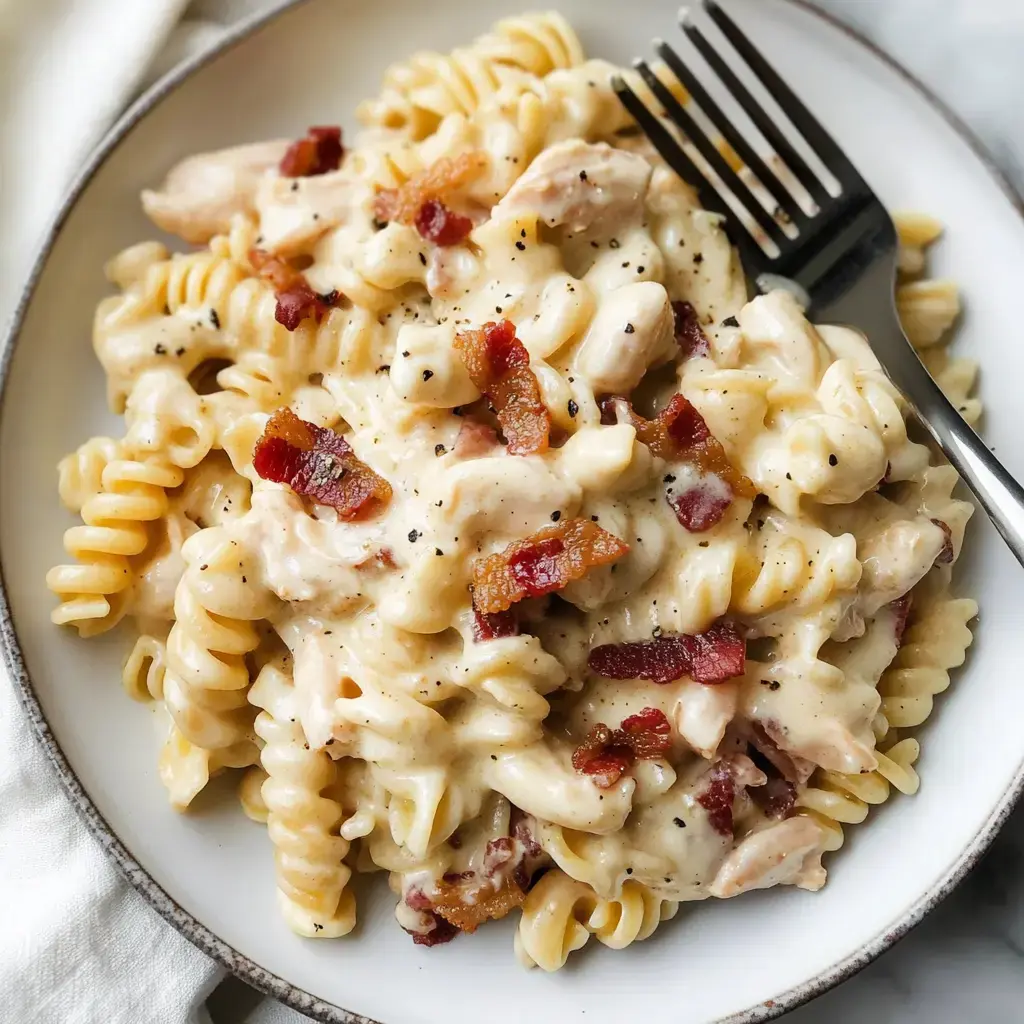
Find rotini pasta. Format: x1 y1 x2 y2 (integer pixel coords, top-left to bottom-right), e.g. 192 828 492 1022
49 14 977 965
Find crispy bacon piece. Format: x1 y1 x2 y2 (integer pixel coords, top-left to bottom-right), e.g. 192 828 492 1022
588 620 745 685
472 518 628 615
374 153 485 223
249 247 341 330
455 320 551 455
932 518 954 565
415 199 474 246
431 879 526 934
408 912 460 947
696 762 737 836
253 408 392 520
672 300 711 359
279 125 344 177
472 608 520 642
602 393 755 531
890 593 913 648
572 707 673 788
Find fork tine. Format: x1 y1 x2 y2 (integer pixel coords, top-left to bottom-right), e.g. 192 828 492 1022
633 59 791 250
611 74 770 270
654 40 807 228
698 0 867 196
681 9 829 205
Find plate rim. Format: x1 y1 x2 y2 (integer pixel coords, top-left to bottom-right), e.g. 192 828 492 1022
0 2 1020 1021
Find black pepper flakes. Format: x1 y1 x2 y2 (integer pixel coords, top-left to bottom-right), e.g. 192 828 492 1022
693 253 705 265
579 169 588 181
515 240 526 251
154 344 167 355
636 265 645 274
828 454 838 467
209 309 220 329
722 315 739 328
673 817 687 828
609 238 621 249
624 323 635 334
567 399 579 418
422 369 434 381
435 548 444 557
434 444 446 457
408 530 420 543
550 510 561 522
419 252 427 266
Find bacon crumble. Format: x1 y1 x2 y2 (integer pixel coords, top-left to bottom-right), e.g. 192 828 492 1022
373 152 485 246
472 518 628 615
472 608 520 642
279 125 344 177
455 320 551 455
249 247 341 331
672 300 711 359
253 408 392 520
572 707 673 788
588 620 746 685
696 762 737 836
602 393 754 531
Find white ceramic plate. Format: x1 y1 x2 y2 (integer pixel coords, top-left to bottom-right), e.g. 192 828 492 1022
2 1 1023 1021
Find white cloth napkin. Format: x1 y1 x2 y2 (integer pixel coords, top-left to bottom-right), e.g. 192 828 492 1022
2 2 1022 1024
0 3 301 1022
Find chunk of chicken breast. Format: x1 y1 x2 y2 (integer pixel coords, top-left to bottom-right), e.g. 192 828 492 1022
709 816 828 897
141 139 289 244
493 140 651 233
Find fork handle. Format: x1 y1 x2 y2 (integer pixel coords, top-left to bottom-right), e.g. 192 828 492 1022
842 306 1024 569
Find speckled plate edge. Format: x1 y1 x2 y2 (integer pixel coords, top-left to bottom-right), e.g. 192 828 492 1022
1 2 1021 1022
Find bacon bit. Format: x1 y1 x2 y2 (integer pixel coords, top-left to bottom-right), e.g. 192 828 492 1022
696 762 736 836
472 518 628 615
404 887 433 912
602 393 754 532
249 247 341 330
588 620 745 685
431 879 526 934
890 593 913 648
672 300 711 358
454 418 500 459
374 151 486 236
472 608 520 642
932 519 954 564
571 707 672 788
455 320 550 456
748 776 796 819
253 408 392 520
408 912 460 946
415 199 474 246
279 125 344 177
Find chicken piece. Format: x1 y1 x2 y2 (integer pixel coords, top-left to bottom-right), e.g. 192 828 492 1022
709 816 828 898
253 170 363 255
674 680 737 759
573 281 676 394
493 140 651 233
141 139 290 244
858 517 946 616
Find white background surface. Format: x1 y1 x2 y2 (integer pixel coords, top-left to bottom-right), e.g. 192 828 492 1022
1 1 1022 1023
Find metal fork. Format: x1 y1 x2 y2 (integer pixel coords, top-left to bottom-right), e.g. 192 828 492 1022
613 0 1024 568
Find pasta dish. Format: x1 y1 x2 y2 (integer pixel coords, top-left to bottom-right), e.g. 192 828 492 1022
47 12 978 968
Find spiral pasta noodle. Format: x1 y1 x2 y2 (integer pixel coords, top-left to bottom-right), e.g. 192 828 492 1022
47 455 184 635
161 526 277 768
250 661 356 937
357 12 583 139
515 870 677 971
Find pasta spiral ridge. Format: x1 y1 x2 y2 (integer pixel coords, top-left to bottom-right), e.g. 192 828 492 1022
798 587 977 849
250 661 356 937
47 456 184 635
515 870 677 971
357 11 583 139
161 526 277 763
